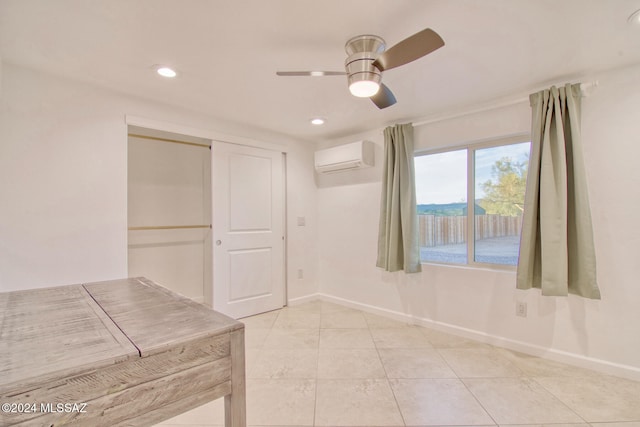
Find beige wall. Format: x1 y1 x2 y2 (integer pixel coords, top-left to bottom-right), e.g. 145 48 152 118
316 64 640 380
0 63 318 302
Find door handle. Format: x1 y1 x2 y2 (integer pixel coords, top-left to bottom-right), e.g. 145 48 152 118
216 240 222 246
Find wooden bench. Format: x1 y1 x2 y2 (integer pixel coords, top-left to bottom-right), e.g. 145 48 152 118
0 277 246 426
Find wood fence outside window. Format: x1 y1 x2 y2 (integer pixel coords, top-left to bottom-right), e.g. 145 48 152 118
418 214 523 247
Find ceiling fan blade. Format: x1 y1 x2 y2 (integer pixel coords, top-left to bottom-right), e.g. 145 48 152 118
276 71 347 76
372 28 444 72
371 83 396 109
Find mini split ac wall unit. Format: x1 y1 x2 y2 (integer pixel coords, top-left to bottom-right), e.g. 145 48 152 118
314 140 374 174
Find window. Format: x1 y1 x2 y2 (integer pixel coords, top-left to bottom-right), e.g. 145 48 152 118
415 137 531 267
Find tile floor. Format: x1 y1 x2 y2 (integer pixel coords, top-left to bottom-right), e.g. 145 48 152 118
155 300 640 427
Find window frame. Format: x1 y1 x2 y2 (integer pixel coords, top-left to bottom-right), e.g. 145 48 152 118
414 133 531 271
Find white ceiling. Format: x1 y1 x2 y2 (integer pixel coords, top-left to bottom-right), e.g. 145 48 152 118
1 0 639 141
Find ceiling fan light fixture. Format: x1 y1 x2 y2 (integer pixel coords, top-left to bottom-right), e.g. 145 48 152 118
349 79 380 97
345 44 383 98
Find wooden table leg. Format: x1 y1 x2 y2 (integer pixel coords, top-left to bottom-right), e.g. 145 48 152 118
225 328 246 427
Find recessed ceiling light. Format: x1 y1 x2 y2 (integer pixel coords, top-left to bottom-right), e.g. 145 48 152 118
157 66 177 78
628 8 640 24
310 118 325 125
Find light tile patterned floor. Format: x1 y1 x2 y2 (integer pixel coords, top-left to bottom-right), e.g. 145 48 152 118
155 300 640 427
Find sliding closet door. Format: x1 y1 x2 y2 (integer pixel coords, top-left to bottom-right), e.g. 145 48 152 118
127 128 212 303
212 141 285 319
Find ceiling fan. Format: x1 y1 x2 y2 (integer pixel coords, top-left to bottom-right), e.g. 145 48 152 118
276 28 445 109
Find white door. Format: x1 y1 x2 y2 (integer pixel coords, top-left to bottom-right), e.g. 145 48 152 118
212 141 285 319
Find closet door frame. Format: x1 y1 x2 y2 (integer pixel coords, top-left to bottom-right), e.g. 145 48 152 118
125 115 288 309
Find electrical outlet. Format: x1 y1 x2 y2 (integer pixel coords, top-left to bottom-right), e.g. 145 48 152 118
297 269 304 279
516 301 527 317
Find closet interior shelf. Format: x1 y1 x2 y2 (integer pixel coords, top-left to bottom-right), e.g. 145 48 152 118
128 225 211 231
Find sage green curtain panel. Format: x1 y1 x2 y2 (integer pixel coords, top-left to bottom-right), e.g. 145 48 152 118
377 123 422 273
517 84 600 299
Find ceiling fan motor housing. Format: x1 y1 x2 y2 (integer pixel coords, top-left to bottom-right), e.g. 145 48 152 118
344 35 386 94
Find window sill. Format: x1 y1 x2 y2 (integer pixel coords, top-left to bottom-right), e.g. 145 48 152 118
420 260 517 274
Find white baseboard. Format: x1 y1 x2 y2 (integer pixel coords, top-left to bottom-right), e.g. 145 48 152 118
287 293 322 307
313 293 640 382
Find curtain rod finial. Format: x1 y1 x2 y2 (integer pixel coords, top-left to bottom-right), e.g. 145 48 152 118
580 81 599 97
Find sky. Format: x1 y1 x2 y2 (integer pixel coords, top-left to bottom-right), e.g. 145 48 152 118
414 142 530 205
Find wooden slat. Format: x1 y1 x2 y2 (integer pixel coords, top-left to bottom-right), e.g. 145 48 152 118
83 277 243 356
225 328 246 427
12 359 232 426
111 382 231 427
2 335 230 424
0 285 138 393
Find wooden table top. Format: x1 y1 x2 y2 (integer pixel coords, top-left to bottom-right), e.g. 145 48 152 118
0 277 243 395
